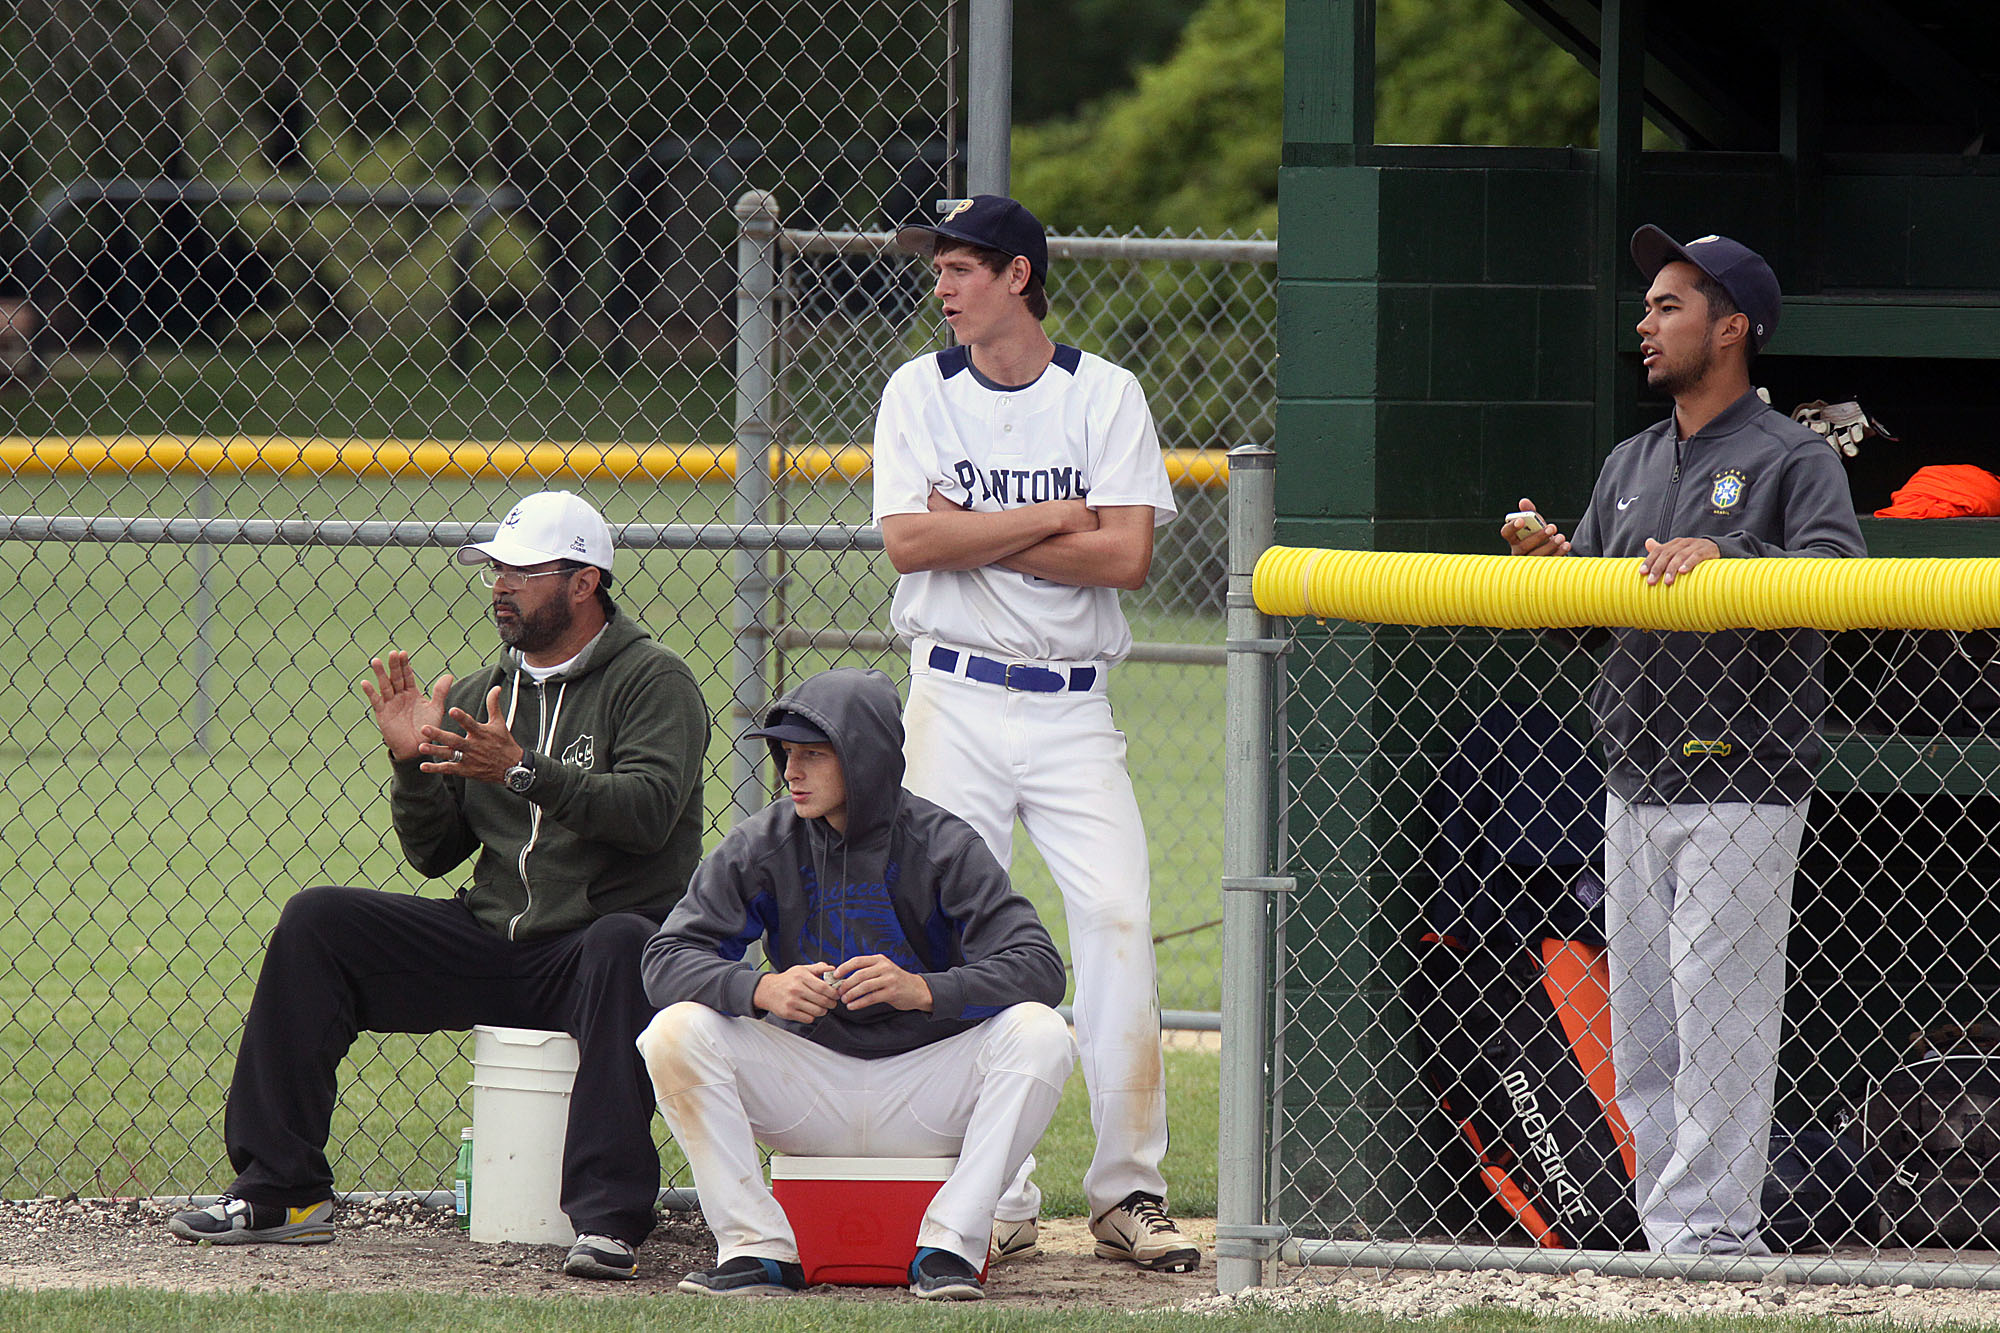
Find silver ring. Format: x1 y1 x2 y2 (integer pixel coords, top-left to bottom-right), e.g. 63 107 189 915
451 750 463 764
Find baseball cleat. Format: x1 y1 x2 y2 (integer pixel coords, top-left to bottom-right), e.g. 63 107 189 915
167 1194 335 1245
1090 1191 1200 1272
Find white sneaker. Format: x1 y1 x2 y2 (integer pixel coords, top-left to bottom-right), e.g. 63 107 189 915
564 1233 638 1280
1090 1192 1200 1272
989 1217 1038 1263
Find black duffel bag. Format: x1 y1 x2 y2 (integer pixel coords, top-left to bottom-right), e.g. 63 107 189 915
1865 1025 2000 1247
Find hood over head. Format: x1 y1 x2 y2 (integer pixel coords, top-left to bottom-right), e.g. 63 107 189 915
755 667 904 842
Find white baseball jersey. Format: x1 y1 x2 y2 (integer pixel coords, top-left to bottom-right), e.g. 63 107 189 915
871 344 1177 664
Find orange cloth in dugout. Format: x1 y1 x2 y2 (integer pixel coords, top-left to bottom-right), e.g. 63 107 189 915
1875 465 2000 519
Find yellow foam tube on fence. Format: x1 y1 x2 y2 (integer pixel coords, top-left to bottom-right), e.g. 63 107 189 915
0 436 1231 490
1252 546 2000 632
0 435 875 485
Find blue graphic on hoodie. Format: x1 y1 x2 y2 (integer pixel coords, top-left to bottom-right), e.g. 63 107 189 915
798 859 923 970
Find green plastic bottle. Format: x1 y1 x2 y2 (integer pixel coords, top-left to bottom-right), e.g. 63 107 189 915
454 1127 474 1230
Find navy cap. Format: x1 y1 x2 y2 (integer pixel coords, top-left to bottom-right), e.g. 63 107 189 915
1631 225 1782 351
745 709 829 746
896 194 1049 288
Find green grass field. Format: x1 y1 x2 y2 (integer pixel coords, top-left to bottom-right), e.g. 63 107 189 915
4 336 745 446
0 346 1226 1205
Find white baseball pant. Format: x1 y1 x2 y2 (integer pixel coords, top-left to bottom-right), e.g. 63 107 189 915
637 1001 1076 1267
901 642 1170 1221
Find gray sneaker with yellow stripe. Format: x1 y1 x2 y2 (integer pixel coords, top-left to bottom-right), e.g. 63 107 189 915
168 1194 335 1245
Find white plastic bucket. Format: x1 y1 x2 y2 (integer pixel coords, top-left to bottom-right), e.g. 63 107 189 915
469 1025 579 1245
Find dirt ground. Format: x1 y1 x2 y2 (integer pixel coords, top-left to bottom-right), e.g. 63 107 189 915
0 1195 1218 1309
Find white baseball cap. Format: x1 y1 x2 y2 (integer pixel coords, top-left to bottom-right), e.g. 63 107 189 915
456 490 614 575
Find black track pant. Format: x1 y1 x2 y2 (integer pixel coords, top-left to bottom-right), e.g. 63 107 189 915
222 886 663 1245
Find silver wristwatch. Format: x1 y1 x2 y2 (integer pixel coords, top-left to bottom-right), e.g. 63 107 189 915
503 752 538 794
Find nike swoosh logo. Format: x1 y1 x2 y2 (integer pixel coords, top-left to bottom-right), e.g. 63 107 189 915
1616 496 1639 511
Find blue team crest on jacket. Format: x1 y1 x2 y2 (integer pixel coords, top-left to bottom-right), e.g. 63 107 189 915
798 862 920 969
1710 469 1748 514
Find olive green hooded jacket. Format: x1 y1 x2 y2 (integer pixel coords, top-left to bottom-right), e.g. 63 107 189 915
389 610 709 938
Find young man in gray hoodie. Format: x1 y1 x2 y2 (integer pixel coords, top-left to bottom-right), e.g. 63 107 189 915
639 666 1075 1301
1503 229 1865 1255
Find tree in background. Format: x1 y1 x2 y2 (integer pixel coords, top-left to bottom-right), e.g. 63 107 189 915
1011 0 1208 124
1013 0 1611 236
1375 0 1600 151
1014 0 1282 235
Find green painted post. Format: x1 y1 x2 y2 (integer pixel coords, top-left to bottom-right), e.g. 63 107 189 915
1594 0 1648 452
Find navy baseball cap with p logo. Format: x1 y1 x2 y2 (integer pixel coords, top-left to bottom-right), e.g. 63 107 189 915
1631 225 1782 351
896 194 1049 288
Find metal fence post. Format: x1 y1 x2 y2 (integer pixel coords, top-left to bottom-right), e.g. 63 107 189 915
967 0 1012 196
1219 443 1282 1293
730 189 781 829
190 479 215 753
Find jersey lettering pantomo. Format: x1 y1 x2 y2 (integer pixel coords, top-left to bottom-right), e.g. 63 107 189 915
871 344 1177 664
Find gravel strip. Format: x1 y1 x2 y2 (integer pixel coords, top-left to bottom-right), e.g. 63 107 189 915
0 1197 1211 1309
1184 1265 2000 1324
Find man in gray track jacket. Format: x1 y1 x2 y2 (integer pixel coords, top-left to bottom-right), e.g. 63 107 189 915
1503 229 1865 1255
170 490 709 1282
639 666 1075 1301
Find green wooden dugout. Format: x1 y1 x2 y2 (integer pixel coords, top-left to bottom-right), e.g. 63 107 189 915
1276 0 2000 1239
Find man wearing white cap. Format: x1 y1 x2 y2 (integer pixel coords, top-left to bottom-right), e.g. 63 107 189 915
169 490 711 1282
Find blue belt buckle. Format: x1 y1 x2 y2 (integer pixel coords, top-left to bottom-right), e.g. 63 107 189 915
1002 662 1058 692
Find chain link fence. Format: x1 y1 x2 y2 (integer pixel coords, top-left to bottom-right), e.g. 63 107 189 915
1225 535 2000 1286
0 3 1271 1200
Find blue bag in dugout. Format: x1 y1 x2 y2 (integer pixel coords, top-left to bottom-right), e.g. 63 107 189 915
1415 933 1875 1251
1414 700 1873 1249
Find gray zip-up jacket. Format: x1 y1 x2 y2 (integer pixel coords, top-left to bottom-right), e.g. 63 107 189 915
1570 390 1867 805
641 667 1065 1059
390 609 710 939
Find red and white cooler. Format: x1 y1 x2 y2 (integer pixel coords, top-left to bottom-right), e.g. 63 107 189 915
769 1154 986 1285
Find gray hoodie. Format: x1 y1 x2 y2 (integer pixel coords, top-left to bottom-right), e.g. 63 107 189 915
1570 390 1867 804
641 667 1065 1059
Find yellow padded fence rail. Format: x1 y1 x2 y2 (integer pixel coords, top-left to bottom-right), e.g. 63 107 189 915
1253 546 2000 633
0 436 1231 490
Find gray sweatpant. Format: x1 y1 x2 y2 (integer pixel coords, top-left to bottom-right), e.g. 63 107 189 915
1603 795 1806 1256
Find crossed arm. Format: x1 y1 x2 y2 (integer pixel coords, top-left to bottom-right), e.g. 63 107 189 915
879 490 1155 590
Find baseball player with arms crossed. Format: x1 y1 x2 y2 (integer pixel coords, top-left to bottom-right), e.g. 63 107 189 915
638 667 1075 1300
870 194 1197 1272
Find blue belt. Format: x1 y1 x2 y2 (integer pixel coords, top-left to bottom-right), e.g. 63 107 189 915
928 645 1097 693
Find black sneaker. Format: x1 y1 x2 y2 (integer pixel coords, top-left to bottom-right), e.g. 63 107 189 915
564 1233 638 1280
677 1255 805 1296
167 1194 335 1245
908 1246 984 1301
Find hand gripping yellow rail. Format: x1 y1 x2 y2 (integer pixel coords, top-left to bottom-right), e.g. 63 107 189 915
1252 546 2000 633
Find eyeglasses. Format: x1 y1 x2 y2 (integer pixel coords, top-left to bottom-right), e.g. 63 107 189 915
478 563 576 590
